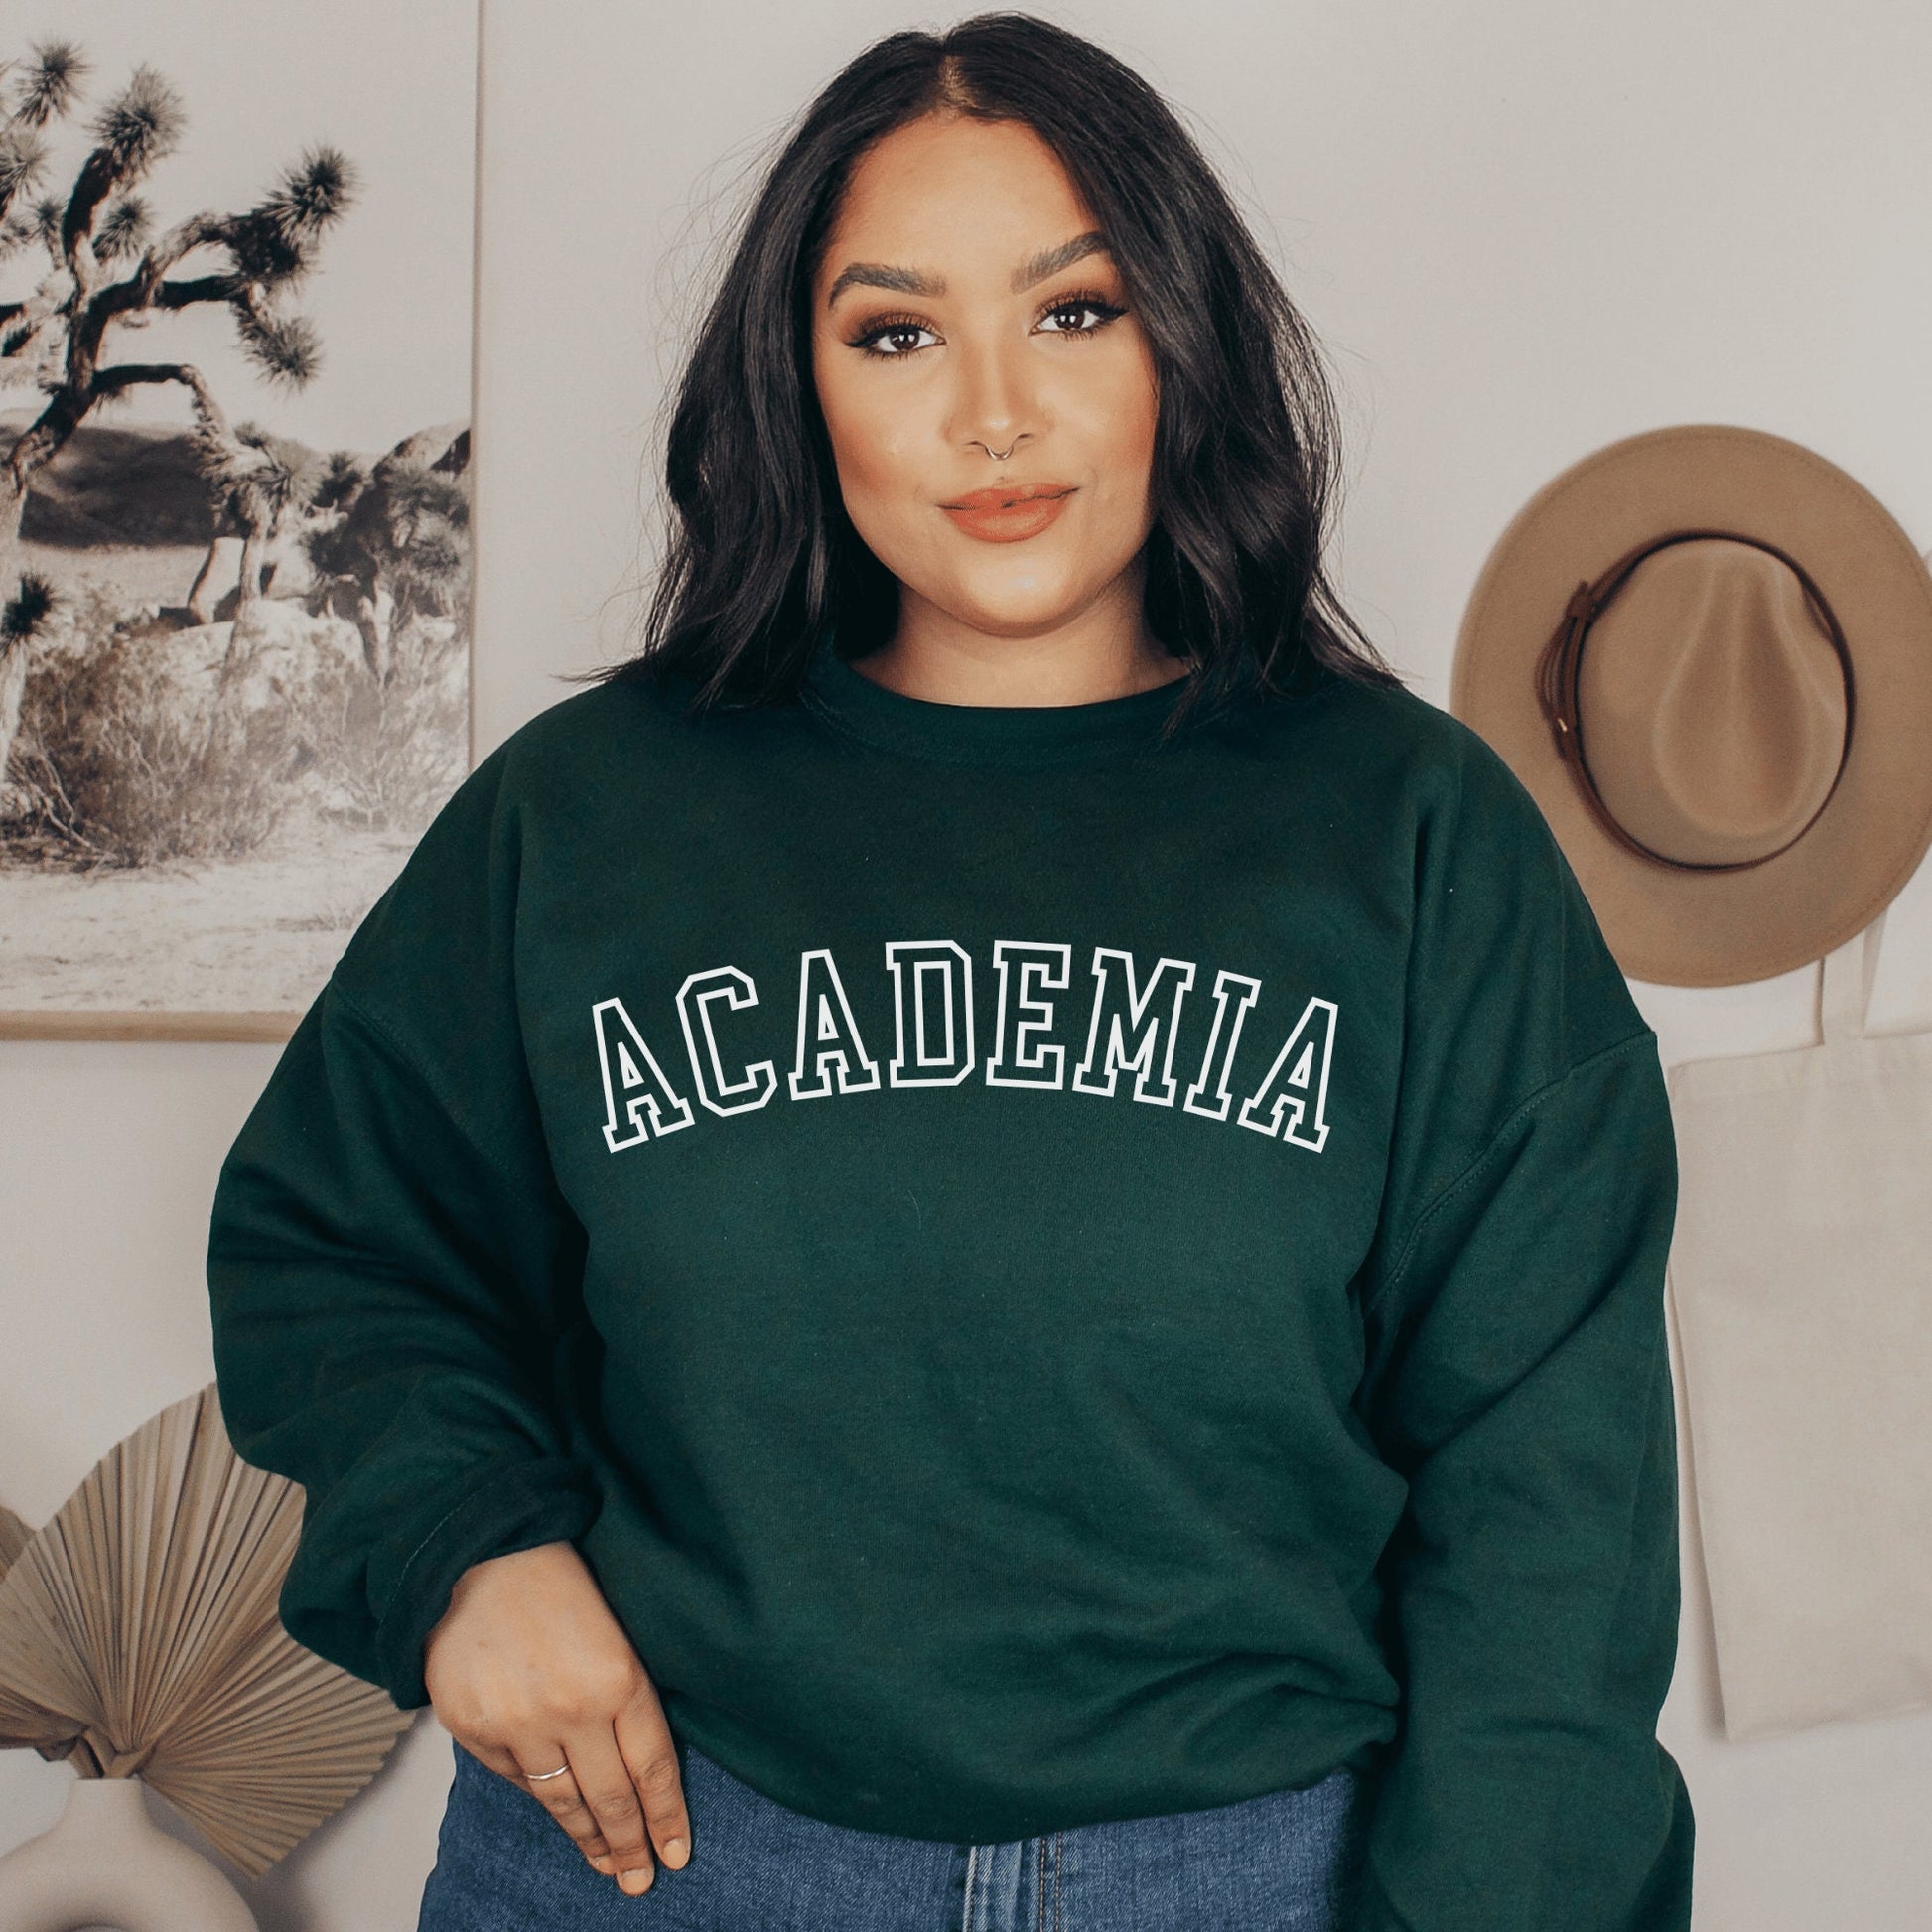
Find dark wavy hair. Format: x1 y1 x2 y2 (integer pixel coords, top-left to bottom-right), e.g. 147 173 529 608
573 11 1407 732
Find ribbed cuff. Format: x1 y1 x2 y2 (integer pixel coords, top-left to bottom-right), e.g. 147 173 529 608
373 1458 604 1709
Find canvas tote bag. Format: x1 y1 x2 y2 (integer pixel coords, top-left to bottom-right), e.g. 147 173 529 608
1665 904 1932 1740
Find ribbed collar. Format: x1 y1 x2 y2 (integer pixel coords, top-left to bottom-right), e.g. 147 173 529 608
797 624 1199 768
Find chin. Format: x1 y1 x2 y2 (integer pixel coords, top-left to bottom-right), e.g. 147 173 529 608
944 603 1085 641
937 575 1091 633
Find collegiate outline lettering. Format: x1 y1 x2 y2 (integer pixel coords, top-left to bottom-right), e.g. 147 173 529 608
595 995 696 1151
1236 995 1337 1151
985 940 1071 1088
676 966 778 1117
1183 968 1263 1122
595 939 1338 1156
886 940 976 1087
790 946 882 1099
1070 947 1196 1106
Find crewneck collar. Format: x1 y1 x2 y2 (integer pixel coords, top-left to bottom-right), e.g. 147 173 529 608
797 624 1198 768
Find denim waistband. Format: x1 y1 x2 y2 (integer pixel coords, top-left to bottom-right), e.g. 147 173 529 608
416 1732 1375 1931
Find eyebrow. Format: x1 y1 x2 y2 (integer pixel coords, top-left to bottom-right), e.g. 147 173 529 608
823 230 1112 308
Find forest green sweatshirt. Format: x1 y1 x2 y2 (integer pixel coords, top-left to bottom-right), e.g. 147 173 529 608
205 625 1694 1929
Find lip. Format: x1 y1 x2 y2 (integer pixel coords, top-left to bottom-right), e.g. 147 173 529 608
939 483 1076 510
939 483 1077 544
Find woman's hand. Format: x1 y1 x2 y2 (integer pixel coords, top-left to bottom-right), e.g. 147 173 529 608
423 1539 692 1896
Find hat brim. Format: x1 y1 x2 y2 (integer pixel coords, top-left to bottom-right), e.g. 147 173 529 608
1451 423 1932 986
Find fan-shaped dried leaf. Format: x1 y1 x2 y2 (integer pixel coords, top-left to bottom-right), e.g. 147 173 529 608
0 1504 32 1581
0 1383 414 1875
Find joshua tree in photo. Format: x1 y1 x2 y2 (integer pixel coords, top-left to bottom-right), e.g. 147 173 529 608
0 37 359 798
0 567 54 790
303 426 471 685
184 419 326 638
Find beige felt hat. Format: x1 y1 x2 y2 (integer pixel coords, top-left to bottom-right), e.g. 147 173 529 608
1450 423 1932 987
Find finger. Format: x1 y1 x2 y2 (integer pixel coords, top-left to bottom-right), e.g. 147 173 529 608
561 1725 660 1895
462 1738 529 1786
614 1686 691 1871
506 1744 616 1868
471 1738 611 1868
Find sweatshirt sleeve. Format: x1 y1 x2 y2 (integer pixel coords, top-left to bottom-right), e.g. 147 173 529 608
205 742 602 1711
1348 728 1695 1931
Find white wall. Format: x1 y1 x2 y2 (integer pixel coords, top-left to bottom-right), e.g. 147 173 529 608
5 2 1931 1925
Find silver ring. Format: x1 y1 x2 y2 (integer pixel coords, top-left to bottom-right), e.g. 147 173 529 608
525 1761 572 1782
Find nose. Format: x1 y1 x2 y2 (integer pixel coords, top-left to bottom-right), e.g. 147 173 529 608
948 332 1035 462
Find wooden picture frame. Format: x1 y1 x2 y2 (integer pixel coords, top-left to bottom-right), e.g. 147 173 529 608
0 7 478 1041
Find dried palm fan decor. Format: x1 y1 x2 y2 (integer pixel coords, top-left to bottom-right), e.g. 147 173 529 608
0 1383 414 1927
0 1505 28 1581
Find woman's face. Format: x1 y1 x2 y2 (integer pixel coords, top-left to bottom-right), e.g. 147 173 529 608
809 112 1160 647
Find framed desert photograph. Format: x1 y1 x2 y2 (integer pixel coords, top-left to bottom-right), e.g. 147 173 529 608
0 2 478 1040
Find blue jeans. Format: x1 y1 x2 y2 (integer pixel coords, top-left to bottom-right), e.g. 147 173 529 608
417 1733 1375 1930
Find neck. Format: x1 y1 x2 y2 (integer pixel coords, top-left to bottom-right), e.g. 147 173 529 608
854 589 1186 708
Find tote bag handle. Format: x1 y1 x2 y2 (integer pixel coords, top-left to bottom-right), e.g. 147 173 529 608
1819 907 1886 1044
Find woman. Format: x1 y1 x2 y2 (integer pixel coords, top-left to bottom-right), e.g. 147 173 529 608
206 14 1695 1930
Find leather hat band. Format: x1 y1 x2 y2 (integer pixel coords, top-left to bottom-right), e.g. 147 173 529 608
1534 527 1857 873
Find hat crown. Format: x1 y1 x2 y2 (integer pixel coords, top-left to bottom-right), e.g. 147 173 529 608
1579 539 1849 866
1453 423 1932 986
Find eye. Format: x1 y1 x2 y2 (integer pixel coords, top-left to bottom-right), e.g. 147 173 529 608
846 315 940 360
1035 290 1128 339
843 288 1129 361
